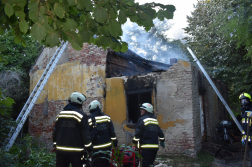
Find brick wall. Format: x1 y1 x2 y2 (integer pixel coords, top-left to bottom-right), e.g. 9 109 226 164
155 61 229 157
156 60 196 157
68 43 107 66
29 43 107 150
29 45 229 156
28 101 65 148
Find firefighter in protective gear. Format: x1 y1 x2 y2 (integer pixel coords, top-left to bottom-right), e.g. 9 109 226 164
240 93 252 167
132 103 165 167
88 100 118 167
53 92 92 167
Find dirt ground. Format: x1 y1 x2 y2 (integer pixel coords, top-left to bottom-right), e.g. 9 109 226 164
209 142 251 167
154 142 251 167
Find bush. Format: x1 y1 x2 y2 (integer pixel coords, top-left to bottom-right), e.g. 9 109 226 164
0 135 56 167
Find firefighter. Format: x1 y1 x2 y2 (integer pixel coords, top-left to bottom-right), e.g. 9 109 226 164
88 100 118 167
132 103 165 167
53 92 93 167
240 93 252 167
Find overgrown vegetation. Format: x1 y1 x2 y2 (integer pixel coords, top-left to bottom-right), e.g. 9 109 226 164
0 30 52 166
0 90 15 147
0 30 42 119
184 0 252 112
197 151 215 167
0 0 176 51
0 135 56 167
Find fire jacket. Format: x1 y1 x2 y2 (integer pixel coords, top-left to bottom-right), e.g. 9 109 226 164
53 103 92 154
88 108 118 150
241 105 252 143
132 113 165 150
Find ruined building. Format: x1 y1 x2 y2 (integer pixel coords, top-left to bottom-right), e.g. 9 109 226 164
29 43 229 157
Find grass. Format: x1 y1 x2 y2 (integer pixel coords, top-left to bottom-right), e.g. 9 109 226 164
155 151 214 167
197 151 215 167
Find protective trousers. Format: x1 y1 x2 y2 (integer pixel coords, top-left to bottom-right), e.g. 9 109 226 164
91 151 111 167
141 150 158 167
56 153 83 167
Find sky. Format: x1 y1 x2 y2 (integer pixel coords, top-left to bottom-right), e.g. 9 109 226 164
120 0 198 64
122 0 198 40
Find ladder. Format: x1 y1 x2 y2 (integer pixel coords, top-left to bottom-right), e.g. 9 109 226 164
187 47 243 133
5 41 69 151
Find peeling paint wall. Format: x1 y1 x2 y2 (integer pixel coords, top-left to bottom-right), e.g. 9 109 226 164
29 44 229 157
156 60 195 157
105 78 127 144
29 43 107 148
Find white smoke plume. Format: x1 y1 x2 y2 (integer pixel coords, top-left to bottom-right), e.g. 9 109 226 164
121 19 189 65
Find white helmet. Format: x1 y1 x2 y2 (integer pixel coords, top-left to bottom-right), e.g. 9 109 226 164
88 100 101 111
140 103 153 113
70 92 86 104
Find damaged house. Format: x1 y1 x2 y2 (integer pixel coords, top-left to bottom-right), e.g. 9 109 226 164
29 43 229 157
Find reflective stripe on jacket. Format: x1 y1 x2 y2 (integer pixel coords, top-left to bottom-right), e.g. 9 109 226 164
241 106 252 144
132 113 165 150
88 109 118 150
53 103 92 154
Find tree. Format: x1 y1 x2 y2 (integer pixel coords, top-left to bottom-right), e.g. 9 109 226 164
0 0 176 52
122 19 189 64
0 90 15 147
223 0 252 58
183 0 251 111
0 30 43 118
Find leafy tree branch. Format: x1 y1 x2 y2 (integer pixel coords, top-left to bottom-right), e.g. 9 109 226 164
0 0 176 51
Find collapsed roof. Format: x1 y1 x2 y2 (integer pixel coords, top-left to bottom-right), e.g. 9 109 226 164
106 49 173 78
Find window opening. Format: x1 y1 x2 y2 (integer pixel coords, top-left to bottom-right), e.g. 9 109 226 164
127 89 152 126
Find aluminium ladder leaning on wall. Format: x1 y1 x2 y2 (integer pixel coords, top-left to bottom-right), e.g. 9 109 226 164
5 41 69 151
187 47 243 133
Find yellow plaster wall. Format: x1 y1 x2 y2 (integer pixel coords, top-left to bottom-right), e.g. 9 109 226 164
30 61 106 104
105 78 126 124
157 114 188 129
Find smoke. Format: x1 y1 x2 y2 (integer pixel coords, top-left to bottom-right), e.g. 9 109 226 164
121 19 189 65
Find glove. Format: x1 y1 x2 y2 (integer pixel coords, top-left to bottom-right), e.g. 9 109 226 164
160 142 165 148
242 139 245 146
241 136 245 146
246 111 252 118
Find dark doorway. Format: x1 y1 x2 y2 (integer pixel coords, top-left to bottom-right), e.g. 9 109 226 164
127 89 152 125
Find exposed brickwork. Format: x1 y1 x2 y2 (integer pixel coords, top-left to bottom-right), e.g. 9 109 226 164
29 43 107 150
28 101 65 150
82 97 105 114
30 65 39 74
29 44 229 158
42 54 49 69
68 43 106 66
29 97 105 150
85 76 106 97
156 61 229 157
155 61 196 157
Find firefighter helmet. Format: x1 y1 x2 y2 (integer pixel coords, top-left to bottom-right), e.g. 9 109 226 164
239 92 252 107
88 100 101 111
140 103 153 113
239 93 252 101
70 92 86 104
